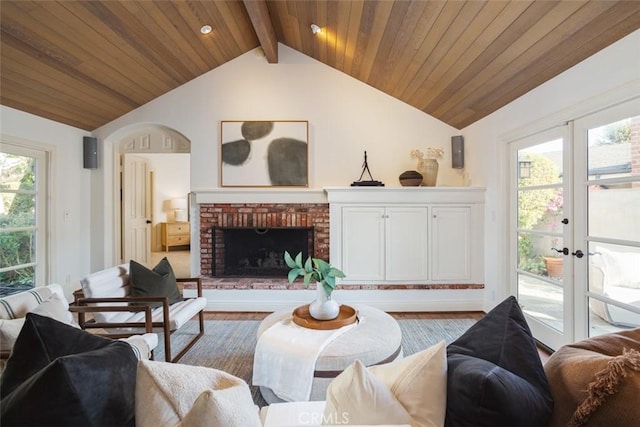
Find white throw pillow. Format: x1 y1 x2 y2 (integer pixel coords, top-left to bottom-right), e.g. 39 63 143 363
0 293 78 352
323 360 414 426
599 247 640 288
136 360 261 427
323 341 447 427
0 319 24 352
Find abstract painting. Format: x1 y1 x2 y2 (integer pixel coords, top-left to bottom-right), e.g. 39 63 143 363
220 120 309 187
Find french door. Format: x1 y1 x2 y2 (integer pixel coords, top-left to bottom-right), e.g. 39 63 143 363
511 97 640 350
511 126 573 350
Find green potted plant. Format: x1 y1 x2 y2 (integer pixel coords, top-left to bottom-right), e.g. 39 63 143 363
284 251 346 320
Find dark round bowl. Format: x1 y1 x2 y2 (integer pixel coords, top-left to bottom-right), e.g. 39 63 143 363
399 170 423 186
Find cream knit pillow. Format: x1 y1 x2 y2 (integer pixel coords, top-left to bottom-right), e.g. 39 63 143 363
136 360 261 427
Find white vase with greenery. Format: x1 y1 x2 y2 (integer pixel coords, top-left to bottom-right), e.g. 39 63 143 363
284 251 346 320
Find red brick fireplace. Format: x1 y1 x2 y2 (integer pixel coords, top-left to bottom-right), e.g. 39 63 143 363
199 203 329 288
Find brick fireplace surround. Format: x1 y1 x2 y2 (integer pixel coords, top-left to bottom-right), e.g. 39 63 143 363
199 203 329 290
198 202 483 292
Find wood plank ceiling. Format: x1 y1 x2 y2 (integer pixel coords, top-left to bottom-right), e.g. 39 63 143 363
1 1 639 131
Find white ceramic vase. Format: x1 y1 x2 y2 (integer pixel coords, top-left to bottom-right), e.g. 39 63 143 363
309 284 340 320
417 158 439 186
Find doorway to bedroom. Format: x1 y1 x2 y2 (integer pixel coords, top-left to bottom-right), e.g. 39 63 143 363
118 126 191 277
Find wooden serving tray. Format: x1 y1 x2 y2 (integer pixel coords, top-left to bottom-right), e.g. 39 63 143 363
292 304 358 330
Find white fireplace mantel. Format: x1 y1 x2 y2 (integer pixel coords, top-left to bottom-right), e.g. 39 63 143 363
194 186 486 205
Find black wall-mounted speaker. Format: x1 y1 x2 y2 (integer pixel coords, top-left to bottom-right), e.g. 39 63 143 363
83 136 98 169
451 135 464 169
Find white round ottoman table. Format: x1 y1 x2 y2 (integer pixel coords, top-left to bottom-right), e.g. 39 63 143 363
256 304 403 403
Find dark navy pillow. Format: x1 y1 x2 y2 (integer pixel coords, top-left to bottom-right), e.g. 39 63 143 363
445 296 553 427
0 313 137 427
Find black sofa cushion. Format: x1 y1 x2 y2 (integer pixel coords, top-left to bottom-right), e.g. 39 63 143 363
445 295 553 427
130 257 183 308
0 313 138 427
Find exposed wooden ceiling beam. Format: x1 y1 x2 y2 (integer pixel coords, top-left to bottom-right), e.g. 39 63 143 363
243 0 278 63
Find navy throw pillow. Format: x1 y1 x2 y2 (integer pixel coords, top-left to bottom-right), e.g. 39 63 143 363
0 313 137 427
445 296 553 427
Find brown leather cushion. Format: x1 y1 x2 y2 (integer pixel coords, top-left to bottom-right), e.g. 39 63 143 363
544 328 640 427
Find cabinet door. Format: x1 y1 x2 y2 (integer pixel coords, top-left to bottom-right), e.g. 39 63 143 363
431 206 471 281
342 207 385 281
386 207 429 280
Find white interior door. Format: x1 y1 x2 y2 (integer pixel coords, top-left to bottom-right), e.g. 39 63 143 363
510 126 573 350
122 154 151 265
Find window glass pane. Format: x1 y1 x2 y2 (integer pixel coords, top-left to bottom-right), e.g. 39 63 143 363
587 116 639 179
0 230 36 268
0 193 36 228
0 153 35 191
0 266 35 297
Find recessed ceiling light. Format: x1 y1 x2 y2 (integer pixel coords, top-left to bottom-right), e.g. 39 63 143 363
200 25 213 35
310 24 322 35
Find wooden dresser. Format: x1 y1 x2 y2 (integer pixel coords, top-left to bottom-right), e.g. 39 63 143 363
161 222 190 252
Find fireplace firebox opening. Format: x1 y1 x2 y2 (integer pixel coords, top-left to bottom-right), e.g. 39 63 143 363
213 227 314 277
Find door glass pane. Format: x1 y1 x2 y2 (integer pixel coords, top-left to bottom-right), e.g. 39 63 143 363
588 242 640 333
586 113 640 337
517 137 566 333
518 273 563 332
587 116 637 176
587 115 640 241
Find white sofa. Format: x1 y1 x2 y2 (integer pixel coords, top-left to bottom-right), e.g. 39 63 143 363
589 246 640 327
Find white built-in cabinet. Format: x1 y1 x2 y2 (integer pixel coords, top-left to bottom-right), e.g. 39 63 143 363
342 207 428 281
325 187 485 285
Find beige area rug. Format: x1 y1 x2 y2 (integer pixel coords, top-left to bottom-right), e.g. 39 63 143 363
155 317 477 407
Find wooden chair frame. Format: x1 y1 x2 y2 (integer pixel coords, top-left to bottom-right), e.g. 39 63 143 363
73 277 204 363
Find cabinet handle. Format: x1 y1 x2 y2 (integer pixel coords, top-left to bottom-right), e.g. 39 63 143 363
433 215 437 218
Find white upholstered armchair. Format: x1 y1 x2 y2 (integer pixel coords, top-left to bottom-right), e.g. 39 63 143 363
74 263 206 362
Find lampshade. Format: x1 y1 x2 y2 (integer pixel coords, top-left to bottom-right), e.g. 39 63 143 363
170 198 187 210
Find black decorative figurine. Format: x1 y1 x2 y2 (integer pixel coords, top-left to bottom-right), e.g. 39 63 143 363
351 151 385 186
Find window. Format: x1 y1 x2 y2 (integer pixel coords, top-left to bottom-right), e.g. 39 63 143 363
0 143 48 296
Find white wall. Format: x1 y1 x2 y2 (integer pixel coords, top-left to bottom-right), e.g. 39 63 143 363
92 44 461 268
462 29 640 310
0 106 92 300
